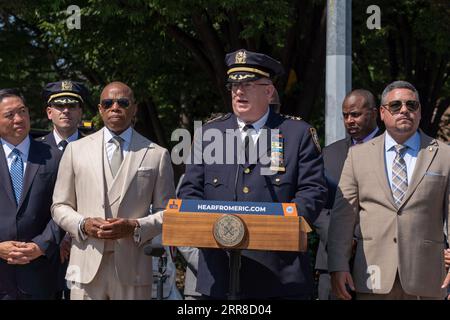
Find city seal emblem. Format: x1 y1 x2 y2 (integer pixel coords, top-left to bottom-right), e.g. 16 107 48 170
213 214 246 248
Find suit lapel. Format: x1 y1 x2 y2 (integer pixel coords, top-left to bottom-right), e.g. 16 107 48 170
17 139 46 211
85 129 106 205
0 145 16 205
44 132 58 149
108 129 149 207
370 134 397 210
399 131 437 207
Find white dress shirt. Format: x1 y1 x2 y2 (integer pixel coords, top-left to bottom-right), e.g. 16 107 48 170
103 126 132 163
384 130 420 189
1 136 30 174
53 130 79 150
236 107 270 144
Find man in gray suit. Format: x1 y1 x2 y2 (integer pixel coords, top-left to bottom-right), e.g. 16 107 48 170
314 89 380 299
328 81 450 299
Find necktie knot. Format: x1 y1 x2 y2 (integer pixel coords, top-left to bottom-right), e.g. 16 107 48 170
111 136 124 147
12 148 21 159
243 124 255 132
394 144 407 157
58 140 68 151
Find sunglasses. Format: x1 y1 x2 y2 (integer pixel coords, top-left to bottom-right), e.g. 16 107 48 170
383 100 420 114
100 98 131 109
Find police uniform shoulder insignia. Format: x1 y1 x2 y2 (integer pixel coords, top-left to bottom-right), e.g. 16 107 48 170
309 127 321 153
205 113 231 124
280 114 302 121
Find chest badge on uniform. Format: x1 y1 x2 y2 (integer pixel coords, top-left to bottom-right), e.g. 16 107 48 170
213 214 246 248
269 133 286 172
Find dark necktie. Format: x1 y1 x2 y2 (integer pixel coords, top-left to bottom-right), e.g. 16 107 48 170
243 124 255 163
58 140 68 151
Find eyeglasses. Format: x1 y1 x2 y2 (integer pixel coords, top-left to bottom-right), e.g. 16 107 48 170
100 98 131 109
382 100 420 114
226 82 271 92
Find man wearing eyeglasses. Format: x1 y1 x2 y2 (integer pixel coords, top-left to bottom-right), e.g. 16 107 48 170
39 80 88 300
51 81 175 300
178 49 327 299
328 80 450 300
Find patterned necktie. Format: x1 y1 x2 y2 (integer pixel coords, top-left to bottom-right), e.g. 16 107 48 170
243 124 255 163
110 136 124 177
10 148 24 205
391 144 408 207
58 140 68 151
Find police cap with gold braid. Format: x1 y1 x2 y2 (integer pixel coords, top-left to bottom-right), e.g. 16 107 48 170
42 80 89 106
225 49 284 83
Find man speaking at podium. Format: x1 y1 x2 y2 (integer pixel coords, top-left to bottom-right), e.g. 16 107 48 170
178 49 328 299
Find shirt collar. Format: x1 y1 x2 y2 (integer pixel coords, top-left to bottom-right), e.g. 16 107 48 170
1 135 30 159
385 130 420 152
104 126 133 145
236 107 270 132
352 127 379 145
53 130 79 146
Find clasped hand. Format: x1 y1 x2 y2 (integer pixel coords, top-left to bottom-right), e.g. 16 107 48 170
84 218 136 240
0 241 43 264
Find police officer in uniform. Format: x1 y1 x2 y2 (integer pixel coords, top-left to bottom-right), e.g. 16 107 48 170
178 49 328 299
39 80 88 299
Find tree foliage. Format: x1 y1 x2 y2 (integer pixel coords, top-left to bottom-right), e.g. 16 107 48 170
0 0 449 147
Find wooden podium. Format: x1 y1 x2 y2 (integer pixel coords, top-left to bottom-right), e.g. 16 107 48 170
162 199 311 252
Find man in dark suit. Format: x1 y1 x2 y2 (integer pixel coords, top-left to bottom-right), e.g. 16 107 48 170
314 89 380 299
0 88 62 299
178 49 328 299
38 80 88 299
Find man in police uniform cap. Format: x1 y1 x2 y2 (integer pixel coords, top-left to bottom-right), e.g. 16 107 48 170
39 80 88 299
178 49 328 299
40 80 88 151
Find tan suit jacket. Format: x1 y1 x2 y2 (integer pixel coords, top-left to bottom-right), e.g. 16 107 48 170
328 131 449 297
51 128 175 286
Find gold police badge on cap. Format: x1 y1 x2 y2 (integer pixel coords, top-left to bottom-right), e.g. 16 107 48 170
235 51 247 64
213 214 246 248
61 80 73 91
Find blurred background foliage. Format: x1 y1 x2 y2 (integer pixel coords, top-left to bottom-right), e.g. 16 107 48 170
1 0 449 148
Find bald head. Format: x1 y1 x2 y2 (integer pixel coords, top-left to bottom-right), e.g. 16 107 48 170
343 89 376 110
342 89 378 141
100 82 135 103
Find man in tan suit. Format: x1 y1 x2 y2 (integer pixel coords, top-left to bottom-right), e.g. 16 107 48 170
328 80 450 300
51 82 175 300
